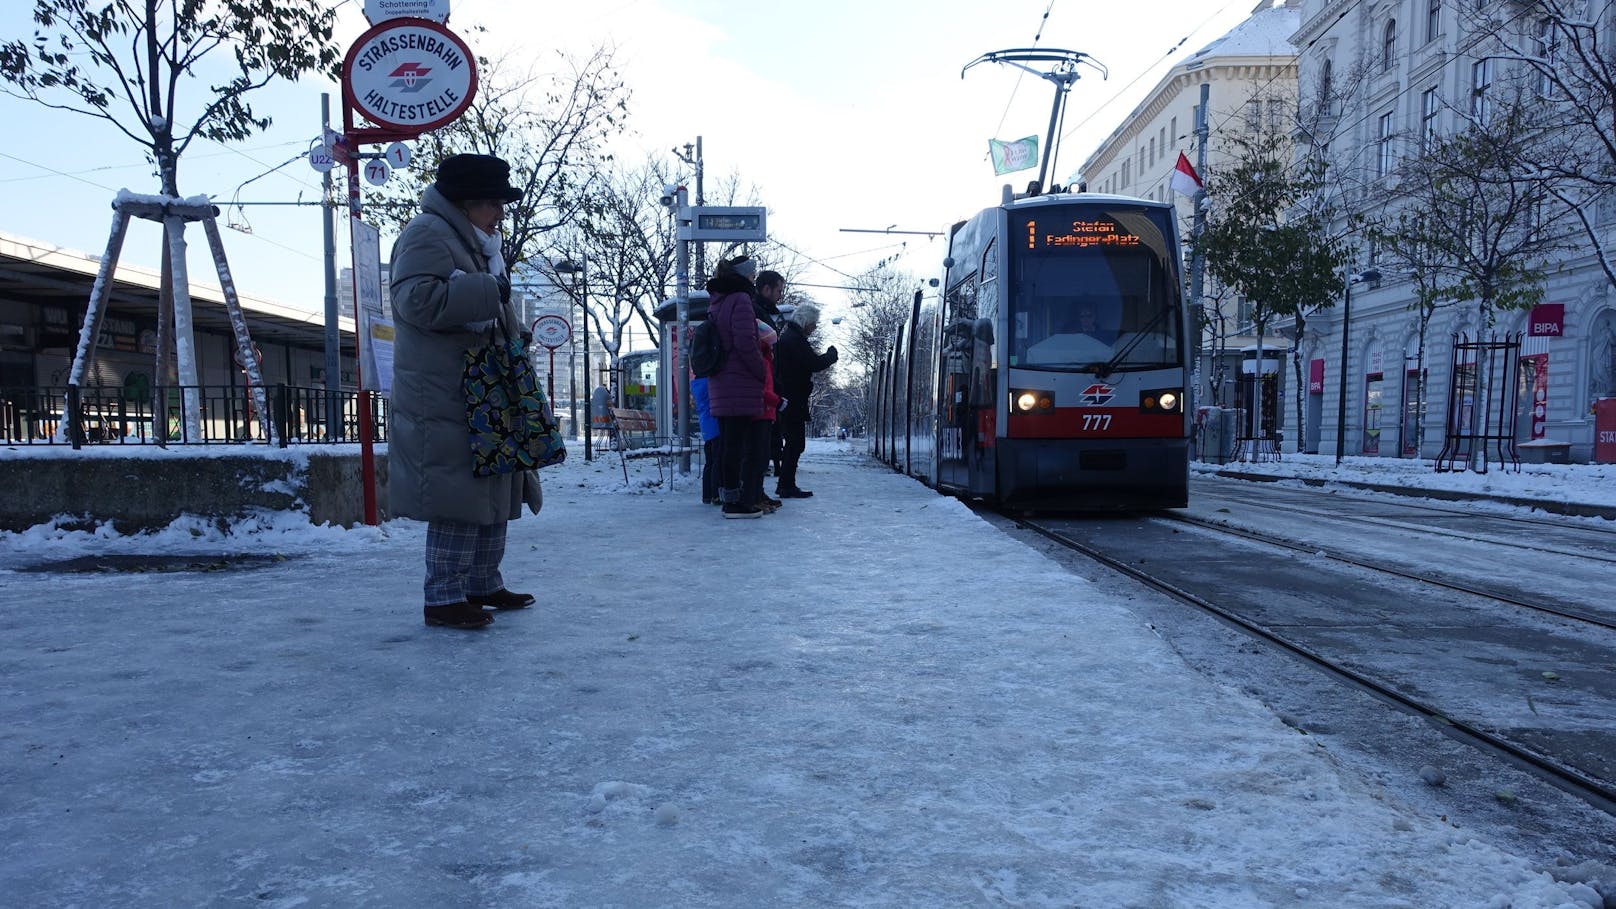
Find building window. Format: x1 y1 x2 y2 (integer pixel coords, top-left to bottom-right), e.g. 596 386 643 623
1122 160 1131 186
1536 18 1558 96
1377 111 1395 177
1170 116 1178 144
1471 58 1492 124
1420 87 1440 151
1318 59 1334 115
1246 99 1263 130
1426 0 1441 43
1149 137 1156 166
1383 20 1397 71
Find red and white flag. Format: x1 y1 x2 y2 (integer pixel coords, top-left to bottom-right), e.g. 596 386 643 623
1170 152 1203 197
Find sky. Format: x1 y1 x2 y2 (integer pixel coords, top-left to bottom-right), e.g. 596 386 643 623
2 440 1614 905
0 0 1264 325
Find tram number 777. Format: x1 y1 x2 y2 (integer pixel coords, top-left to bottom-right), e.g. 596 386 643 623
1082 413 1113 432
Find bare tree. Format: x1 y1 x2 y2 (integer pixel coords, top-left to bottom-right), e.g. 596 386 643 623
842 265 922 386
369 47 630 273
1467 0 1616 289
1198 121 1347 452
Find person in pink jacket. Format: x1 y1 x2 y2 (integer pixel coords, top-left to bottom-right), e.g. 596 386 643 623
745 319 783 513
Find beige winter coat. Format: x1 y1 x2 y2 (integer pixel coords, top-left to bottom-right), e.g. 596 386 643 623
387 185 542 523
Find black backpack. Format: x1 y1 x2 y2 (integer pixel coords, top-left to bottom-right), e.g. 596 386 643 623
689 318 725 378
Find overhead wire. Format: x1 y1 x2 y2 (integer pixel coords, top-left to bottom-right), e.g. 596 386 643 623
986 0 1059 144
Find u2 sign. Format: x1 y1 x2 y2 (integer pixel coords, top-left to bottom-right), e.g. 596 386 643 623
342 18 477 135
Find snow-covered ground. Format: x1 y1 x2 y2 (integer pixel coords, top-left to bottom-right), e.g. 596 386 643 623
1198 450 1616 511
2 440 1613 907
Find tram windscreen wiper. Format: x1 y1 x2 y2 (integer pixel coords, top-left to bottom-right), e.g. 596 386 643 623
1092 304 1175 379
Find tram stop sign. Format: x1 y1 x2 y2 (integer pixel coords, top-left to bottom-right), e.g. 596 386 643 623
532 314 572 350
342 17 477 136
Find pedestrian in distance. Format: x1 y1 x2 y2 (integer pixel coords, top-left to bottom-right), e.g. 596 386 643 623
691 367 722 505
705 255 770 518
773 301 838 498
388 153 542 629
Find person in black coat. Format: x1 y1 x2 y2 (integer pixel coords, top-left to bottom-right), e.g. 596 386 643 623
772 301 838 497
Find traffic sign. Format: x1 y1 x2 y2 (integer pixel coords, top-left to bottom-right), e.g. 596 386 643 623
363 158 392 186
342 18 477 135
384 142 412 169
308 141 336 173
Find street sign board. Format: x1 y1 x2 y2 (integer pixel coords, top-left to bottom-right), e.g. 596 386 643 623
364 0 450 24
681 205 767 242
342 18 477 135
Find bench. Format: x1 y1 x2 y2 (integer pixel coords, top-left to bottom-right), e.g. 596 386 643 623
608 407 700 484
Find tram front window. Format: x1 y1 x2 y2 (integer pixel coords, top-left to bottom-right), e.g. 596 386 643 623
1011 210 1180 372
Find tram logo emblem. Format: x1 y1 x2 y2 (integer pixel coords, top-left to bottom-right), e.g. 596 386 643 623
1079 383 1116 405
388 63 433 93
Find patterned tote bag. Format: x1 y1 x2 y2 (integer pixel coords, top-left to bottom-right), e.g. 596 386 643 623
463 324 567 476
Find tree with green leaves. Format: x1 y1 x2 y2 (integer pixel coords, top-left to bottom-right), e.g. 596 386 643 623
1371 93 1571 331
0 0 340 196
1197 126 1347 453
2 0 342 441
1366 89 1574 464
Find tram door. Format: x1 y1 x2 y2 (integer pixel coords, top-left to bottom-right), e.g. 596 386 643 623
936 271 978 490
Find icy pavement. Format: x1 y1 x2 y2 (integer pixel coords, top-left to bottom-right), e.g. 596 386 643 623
1 441 1611 907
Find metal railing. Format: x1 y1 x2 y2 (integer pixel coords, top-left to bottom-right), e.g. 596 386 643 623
0 385 389 448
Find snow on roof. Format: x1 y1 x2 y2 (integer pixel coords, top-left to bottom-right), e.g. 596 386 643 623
1183 1 1301 64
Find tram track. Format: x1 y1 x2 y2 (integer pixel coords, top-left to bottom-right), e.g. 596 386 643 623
1164 510 1616 633
1008 510 1616 816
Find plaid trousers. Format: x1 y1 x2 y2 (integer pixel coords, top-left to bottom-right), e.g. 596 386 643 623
424 520 508 607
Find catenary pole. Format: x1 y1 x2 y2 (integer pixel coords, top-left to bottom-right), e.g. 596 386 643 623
1189 82 1209 440
320 94 342 440
675 186 693 474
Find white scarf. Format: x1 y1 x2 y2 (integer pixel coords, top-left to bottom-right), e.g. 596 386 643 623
475 226 506 278
465 226 506 332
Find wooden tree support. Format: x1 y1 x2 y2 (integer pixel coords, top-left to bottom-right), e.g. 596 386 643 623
62 195 277 446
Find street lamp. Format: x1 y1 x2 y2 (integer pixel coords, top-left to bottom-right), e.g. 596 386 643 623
555 259 592 461
1335 268 1380 465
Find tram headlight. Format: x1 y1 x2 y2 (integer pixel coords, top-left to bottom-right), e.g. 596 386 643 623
1011 389 1055 413
1140 388 1183 413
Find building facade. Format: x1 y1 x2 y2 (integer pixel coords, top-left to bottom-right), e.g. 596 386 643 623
1294 0 1616 461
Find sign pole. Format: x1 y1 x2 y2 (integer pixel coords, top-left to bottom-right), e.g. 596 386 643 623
337 14 480 525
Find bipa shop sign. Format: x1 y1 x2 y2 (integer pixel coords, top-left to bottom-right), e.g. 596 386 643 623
343 19 476 134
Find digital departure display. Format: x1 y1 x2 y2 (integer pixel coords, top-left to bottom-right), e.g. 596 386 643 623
1024 217 1142 251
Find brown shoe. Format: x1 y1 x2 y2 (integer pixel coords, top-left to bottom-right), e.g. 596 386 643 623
467 588 535 610
424 602 493 629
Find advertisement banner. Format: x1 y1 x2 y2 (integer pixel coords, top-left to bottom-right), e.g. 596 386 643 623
1597 398 1616 464
1522 354 1549 440
351 219 394 396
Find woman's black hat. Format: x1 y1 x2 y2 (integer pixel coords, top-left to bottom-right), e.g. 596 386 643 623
435 153 523 203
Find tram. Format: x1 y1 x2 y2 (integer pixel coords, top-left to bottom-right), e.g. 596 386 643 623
871 188 1191 510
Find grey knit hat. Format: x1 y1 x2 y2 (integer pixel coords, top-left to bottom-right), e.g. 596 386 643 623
730 256 758 280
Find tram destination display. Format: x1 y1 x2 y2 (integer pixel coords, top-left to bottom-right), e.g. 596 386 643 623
1022 216 1142 251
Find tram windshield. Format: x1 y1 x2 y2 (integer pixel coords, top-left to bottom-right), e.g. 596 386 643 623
1009 206 1181 373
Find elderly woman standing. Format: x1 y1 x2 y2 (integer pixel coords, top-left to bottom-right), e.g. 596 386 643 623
389 153 542 629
